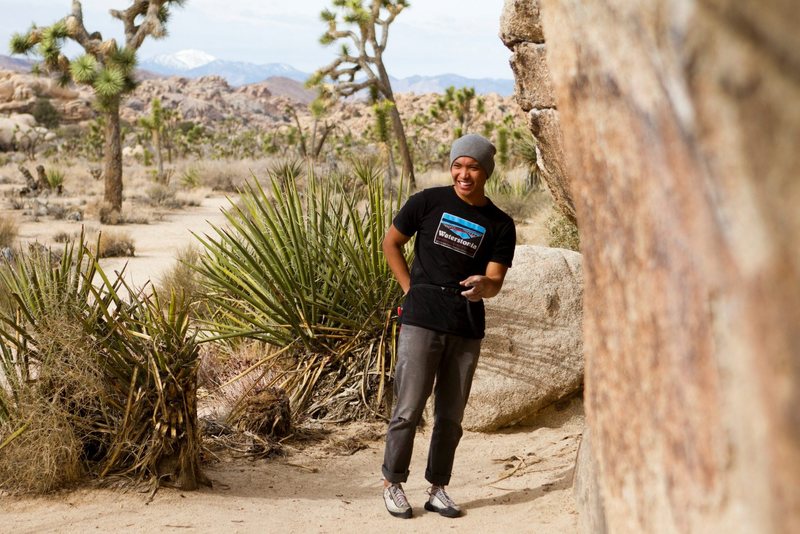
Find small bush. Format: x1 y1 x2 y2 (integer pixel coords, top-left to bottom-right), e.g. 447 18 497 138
53 231 73 243
547 211 580 251
180 166 201 189
31 97 60 129
145 183 177 207
45 167 65 190
98 203 122 225
157 244 207 312
93 231 135 258
0 215 18 248
485 171 537 222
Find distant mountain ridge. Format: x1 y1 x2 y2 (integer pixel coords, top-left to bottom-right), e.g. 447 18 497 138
1 51 515 96
140 50 513 95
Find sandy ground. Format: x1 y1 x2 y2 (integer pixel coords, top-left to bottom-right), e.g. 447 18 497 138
1 185 581 533
2 412 582 533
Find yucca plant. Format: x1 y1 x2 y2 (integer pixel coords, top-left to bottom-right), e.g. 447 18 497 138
45 167 65 191
0 234 207 493
196 160 409 420
485 171 539 222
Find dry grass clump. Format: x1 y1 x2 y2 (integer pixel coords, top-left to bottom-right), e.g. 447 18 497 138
0 215 18 248
90 230 135 258
53 230 75 243
182 159 254 192
0 406 84 493
485 168 544 222
157 244 205 310
0 314 106 494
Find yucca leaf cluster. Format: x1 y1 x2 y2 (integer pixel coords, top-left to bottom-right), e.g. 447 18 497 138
0 236 207 493
197 161 408 420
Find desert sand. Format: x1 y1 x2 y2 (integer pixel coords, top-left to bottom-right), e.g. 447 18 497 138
1 194 581 533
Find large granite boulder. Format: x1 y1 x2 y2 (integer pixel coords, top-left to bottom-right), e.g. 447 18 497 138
0 113 37 149
504 0 800 532
463 245 583 431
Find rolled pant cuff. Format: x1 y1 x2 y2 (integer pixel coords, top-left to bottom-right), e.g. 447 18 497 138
382 465 409 484
425 469 451 486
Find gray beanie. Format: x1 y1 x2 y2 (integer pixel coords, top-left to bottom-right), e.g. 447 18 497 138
450 133 496 178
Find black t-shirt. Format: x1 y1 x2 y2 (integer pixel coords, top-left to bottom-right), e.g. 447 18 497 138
393 185 516 338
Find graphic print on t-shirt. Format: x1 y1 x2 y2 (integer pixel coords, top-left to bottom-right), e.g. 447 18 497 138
434 212 486 257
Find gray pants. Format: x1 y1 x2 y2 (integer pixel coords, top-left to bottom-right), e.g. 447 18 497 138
381 324 482 486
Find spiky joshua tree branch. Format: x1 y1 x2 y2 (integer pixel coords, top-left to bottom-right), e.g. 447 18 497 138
310 0 415 186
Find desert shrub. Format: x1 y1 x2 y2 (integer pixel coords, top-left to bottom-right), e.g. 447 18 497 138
145 183 176 207
196 160 408 420
157 244 208 313
547 210 581 251
92 230 135 258
45 167 65 190
0 401 84 493
190 160 249 192
31 97 60 129
180 166 201 189
98 202 122 225
0 215 18 248
53 231 73 243
485 171 538 222
0 238 207 493
146 183 187 209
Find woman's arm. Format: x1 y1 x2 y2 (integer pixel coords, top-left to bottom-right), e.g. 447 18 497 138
382 224 412 294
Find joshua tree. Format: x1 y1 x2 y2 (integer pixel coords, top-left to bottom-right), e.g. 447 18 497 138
9 0 185 222
309 0 415 187
139 97 167 182
286 95 335 161
429 86 485 139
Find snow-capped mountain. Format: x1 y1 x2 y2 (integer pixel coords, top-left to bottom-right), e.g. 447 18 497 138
140 50 310 85
144 49 217 72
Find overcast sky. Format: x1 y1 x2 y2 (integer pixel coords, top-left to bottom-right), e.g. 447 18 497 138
1 0 513 79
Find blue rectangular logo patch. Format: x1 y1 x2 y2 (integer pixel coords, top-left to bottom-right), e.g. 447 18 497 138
434 213 486 257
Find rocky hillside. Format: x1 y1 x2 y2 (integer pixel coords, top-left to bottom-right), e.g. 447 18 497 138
0 68 519 146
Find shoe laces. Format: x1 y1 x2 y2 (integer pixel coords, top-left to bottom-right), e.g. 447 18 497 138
388 484 410 507
429 486 457 508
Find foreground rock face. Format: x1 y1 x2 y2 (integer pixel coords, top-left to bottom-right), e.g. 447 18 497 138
507 1 800 532
464 245 583 432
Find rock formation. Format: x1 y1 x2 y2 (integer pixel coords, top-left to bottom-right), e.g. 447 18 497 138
464 245 583 432
500 0 576 223
0 68 519 156
502 0 800 532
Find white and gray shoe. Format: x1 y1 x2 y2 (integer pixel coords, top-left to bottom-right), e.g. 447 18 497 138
425 486 462 518
383 483 412 518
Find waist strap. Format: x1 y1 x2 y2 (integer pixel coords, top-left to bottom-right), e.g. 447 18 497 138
411 283 478 333
413 283 464 296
